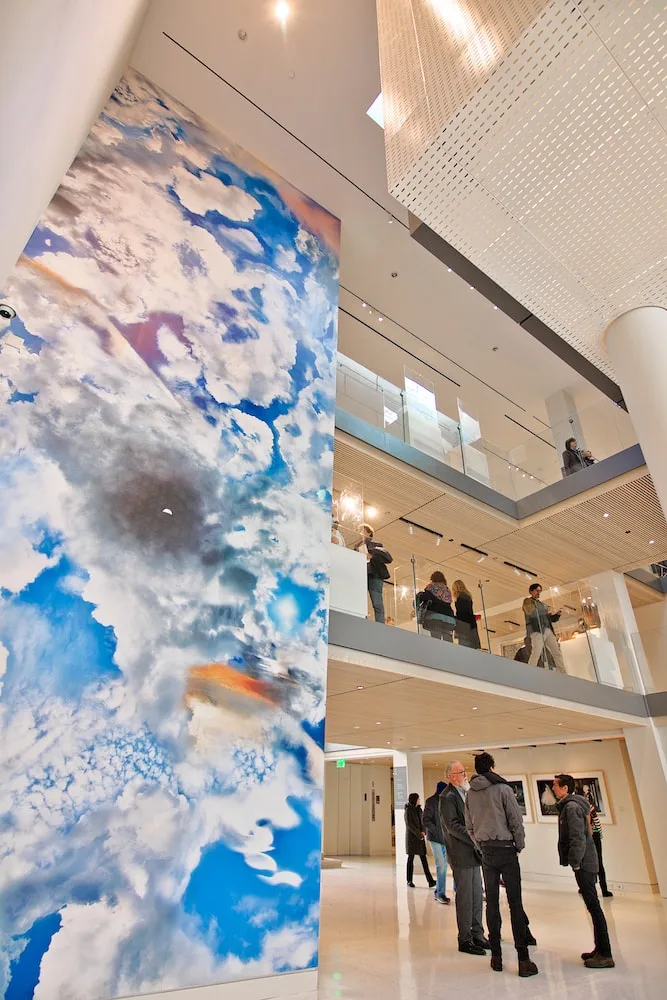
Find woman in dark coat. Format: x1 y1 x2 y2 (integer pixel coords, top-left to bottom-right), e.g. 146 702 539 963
404 792 436 888
563 437 595 476
451 579 481 649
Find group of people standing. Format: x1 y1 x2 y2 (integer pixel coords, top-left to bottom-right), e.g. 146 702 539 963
404 755 614 977
417 572 481 648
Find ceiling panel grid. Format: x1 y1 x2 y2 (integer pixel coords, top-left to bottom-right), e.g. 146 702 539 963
377 0 667 375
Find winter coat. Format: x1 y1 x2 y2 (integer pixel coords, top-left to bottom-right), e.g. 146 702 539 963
404 802 426 856
423 790 446 845
563 447 594 476
439 784 481 868
465 773 525 851
365 539 393 580
556 793 599 873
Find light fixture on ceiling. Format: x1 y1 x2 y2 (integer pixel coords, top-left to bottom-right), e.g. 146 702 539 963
366 92 385 128
553 587 560 594
361 302 367 308
274 1 290 28
558 723 563 727
476 554 485 564
603 512 610 518
162 508 173 516
376 721 382 725
365 506 377 519
408 524 414 535
353 725 360 729
472 706 478 711
514 568 521 577
436 535 442 546
649 539 655 545
378 316 384 322
459 733 465 737
357 685 364 690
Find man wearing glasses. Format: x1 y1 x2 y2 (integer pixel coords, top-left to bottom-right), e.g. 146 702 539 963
440 761 489 956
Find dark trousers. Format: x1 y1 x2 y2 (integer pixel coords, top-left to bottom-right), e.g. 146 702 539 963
451 864 484 946
407 853 433 884
593 832 608 893
481 843 529 959
575 868 612 958
368 577 385 623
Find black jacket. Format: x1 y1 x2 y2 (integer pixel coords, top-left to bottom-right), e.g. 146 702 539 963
556 793 599 873
563 447 593 476
364 539 393 580
454 593 477 629
416 590 455 619
423 791 446 845
404 802 426 855
439 784 481 868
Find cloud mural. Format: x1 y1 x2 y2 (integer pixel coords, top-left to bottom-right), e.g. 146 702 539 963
0 71 339 999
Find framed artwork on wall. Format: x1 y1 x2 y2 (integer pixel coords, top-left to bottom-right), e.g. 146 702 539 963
504 775 533 823
532 772 613 824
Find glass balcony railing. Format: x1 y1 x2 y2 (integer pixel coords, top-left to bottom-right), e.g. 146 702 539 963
336 353 638 502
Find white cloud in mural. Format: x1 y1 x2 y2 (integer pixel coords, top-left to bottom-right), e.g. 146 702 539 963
172 168 261 221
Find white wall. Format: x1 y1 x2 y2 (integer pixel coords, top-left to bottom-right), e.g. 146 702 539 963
633 601 667 691
433 741 656 893
0 0 149 285
323 762 393 856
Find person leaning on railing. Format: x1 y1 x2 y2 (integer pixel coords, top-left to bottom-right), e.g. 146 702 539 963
562 437 595 476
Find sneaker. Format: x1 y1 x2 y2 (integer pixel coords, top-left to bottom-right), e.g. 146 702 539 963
525 932 537 947
584 955 615 969
518 960 539 978
490 955 503 973
434 895 451 904
473 937 490 950
602 890 614 898
459 942 487 956
581 950 596 961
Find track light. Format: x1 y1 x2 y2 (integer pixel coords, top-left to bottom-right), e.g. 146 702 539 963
436 535 442 547
514 567 521 577
476 555 485 564
408 524 414 535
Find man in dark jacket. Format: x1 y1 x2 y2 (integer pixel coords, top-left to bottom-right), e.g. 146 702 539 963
356 523 392 623
439 762 488 956
552 774 614 969
465 753 538 977
424 780 450 904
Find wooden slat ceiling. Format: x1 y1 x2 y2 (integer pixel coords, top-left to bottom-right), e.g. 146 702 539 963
333 432 667 626
325 660 632 750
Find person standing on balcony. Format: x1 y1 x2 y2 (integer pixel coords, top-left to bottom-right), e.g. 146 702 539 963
423 780 451 904
355 523 392 624
552 774 615 969
563 437 595 476
522 583 566 673
418 571 456 641
452 579 481 648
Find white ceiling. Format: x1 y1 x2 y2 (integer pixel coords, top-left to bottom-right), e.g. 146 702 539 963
131 0 604 430
377 0 667 375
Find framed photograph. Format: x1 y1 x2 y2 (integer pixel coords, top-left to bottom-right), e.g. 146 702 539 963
532 772 613 824
504 775 533 823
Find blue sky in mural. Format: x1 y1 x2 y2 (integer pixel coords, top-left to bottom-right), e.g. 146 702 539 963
0 71 338 999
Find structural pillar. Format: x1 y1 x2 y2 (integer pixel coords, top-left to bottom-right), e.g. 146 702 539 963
392 751 424 886
604 307 667 519
622 720 667 897
545 388 586 457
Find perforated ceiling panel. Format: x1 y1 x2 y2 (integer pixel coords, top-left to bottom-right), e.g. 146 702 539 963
377 0 667 375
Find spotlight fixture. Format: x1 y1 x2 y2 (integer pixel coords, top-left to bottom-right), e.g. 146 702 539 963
400 517 442 540
603 512 610 518
503 560 537 578
436 535 442 547
514 567 521 577
378 316 384 322
553 587 560 594
357 685 364 690
650 540 655 545
476 554 486 564
365 506 377 519
408 524 414 535
472 706 478 711
376 721 382 726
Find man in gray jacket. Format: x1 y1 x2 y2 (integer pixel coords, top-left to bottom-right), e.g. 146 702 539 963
553 774 614 969
465 752 538 978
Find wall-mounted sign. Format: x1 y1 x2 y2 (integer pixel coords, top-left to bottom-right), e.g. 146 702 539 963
336 759 346 768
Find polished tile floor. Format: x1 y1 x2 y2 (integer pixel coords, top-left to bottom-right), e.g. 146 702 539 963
299 858 667 1000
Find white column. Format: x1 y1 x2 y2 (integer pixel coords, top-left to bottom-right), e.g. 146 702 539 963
603 307 667 518
0 0 149 285
623 721 667 897
392 750 424 884
587 571 650 691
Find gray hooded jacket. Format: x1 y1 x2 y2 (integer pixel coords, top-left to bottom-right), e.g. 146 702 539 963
465 773 525 851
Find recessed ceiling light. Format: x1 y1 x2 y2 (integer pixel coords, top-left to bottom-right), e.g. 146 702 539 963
366 92 385 128
603 512 610 518
472 706 478 711
365 506 377 519
353 725 360 729
558 723 563 726
357 685 364 690
378 316 384 322
376 721 382 725
649 540 655 545
274 1 290 27
459 733 465 737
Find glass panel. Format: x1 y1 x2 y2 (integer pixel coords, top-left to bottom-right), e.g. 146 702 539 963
331 476 364 549
404 368 445 461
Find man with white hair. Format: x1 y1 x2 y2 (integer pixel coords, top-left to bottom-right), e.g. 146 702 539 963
439 761 488 956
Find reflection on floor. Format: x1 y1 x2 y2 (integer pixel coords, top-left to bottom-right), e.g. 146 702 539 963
297 857 667 1000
